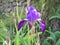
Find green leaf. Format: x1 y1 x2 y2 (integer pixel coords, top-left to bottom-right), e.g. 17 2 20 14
20 36 27 45
55 39 60 45
0 20 7 42
50 32 56 43
42 40 51 45
54 31 60 38
46 31 56 44
24 36 31 45
14 33 20 45
49 13 60 20
14 32 27 45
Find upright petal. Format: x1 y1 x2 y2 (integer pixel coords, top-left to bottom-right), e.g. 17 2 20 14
27 6 41 23
27 6 36 12
18 20 27 30
39 20 46 32
27 11 37 22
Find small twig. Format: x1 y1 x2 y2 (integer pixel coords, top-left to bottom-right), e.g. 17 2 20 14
6 31 10 45
27 0 30 7
31 25 35 35
36 32 40 45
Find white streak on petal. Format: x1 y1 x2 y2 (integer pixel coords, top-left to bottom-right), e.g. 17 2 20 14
24 19 28 21
33 9 37 11
37 19 41 21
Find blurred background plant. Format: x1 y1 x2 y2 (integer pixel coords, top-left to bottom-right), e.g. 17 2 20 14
0 0 60 45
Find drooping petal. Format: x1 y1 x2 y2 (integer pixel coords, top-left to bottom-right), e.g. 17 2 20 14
28 22 32 29
18 20 27 30
39 20 46 32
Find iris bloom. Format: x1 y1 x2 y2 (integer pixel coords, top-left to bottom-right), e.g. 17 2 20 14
18 6 46 32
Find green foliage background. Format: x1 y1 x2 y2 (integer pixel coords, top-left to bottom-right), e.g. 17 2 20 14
0 0 60 45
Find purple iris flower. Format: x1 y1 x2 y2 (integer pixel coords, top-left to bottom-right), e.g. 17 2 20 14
18 6 46 32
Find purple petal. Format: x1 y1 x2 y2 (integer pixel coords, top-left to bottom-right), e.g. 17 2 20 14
39 20 46 32
18 20 27 30
27 6 36 11
27 6 41 22
27 11 37 22
28 22 32 29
